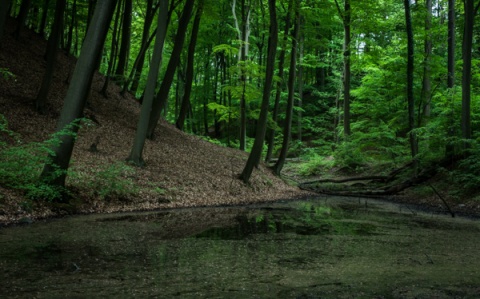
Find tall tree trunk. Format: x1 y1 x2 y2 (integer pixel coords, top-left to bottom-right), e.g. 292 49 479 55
127 0 169 166
176 1 204 131
421 0 432 122
65 0 77 55
114 0 132 84
297 29 304 141
461 0 477 143
273 0 300 175
40 0 117 190
146 0 195 139
334 0 351 137
38 0 49 36
265 0 293 163
129 0 156 94
101 1 122 97
0 0 12 46
14 0 31 40
35 0 67 113
447 0 455 88
232 0 251 151
446 0 456 158
404 0 418 160
240 0 278 183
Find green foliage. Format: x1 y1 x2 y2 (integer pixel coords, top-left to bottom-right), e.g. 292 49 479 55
69 162 138 200
0 67 15 80
0 115 69 201
297 153 334 177
451 142 480 195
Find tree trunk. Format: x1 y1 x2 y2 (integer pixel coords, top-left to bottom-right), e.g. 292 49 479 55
40 0 116 190
14 0 31 40
445 0 456 158
35 0 67 113
176 0 204 131
146 0 195 139
0 0 12 46
265 0 293 163
38 0 49 36
343 0 351 137
232 0 251 151
240 0 278 183
101 1 122 97
127 0 169 166
404 0 418 160
114 0 132 84
297 29 304 141
65 0 77 55
273 0 300 175
422 0 432 120
461 0 476 142
129 0 156 94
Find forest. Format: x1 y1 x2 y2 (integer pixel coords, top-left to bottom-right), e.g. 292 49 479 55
1 0 480 222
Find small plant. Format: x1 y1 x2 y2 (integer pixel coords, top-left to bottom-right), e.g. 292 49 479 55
0 68 15 80
70 162 138 200
297 153 334 176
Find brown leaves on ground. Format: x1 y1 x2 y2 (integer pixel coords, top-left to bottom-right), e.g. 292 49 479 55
0 19 310 224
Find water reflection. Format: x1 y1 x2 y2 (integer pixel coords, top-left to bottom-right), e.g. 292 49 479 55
1 197 480 298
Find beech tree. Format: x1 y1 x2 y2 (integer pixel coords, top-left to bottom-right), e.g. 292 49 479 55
146 0 195 139
41 0 117 189
35 0 67 113
240 0 278 183
272 0 301 175
127 0 169 166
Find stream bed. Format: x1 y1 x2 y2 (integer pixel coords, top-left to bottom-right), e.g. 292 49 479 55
1 196 480 298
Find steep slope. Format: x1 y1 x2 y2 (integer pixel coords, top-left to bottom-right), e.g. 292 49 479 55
0 19 307 224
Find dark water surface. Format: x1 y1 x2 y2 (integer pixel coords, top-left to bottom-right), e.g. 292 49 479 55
1 197 480 298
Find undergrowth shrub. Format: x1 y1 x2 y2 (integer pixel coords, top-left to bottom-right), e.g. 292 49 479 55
451 141 480 196
298 153 334 176
69 162 138 200
0 115 69 200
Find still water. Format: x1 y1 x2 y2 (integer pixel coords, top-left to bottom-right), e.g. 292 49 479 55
1 197 479 298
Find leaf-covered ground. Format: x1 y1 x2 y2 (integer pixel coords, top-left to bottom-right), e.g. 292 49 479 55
0 19 310 224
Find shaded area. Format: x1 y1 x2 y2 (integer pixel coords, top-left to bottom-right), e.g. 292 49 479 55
1 197 480 298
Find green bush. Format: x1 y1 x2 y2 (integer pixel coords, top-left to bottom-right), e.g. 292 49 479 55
297 153 334 176
69 162 138 200
0 115 66 200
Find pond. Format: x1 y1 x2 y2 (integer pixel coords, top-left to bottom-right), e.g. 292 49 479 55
1 197 479 298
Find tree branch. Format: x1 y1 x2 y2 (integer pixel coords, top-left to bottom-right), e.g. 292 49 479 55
333 0 344 21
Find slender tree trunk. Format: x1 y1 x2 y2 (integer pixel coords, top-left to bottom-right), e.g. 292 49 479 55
461 0 476 142
35 0 66 113
422 0 432 119
404 0 418 160
273 0 300 175
0 0 12 46
129 0 156 94
445 0 456 158
114 0 132 84
265 0 293 162
232 0 251 151
146 0 195 139
101 1 122 97
240 0 278 183
343 0 351 137
14 0 31 40
127 0 169 166
297 29 304 141
40 0 117 190
65 0 77 55
177 0 205 133
447 0 455 89
38 0 49 36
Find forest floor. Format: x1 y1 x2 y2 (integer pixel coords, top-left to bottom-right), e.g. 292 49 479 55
0 20 310 225
1 19 479 225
